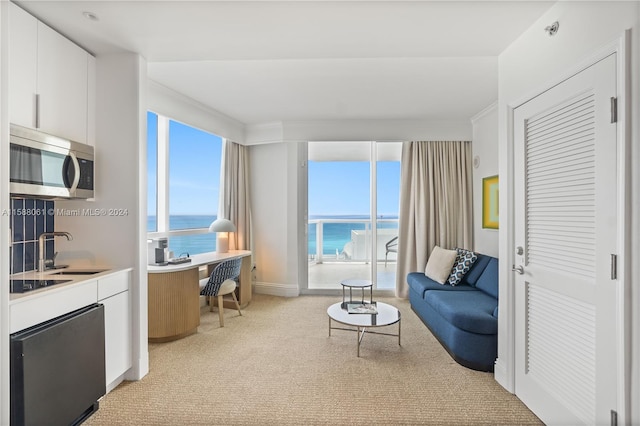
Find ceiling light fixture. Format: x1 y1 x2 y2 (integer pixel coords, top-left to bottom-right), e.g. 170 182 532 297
82 11 99 22
545 21 559 36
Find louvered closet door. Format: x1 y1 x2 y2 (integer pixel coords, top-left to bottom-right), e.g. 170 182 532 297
513 54 617 425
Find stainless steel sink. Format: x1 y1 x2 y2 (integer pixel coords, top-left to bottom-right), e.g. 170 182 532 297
48 269 108 276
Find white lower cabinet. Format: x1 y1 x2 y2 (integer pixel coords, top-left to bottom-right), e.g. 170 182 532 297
98 270 132 391
101 291 131 389
9 269 133 393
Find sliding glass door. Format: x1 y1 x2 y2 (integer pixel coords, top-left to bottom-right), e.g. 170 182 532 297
375 143 401 289
307 141 401 291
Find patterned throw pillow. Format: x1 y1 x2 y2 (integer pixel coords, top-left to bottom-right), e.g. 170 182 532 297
446 248 478 286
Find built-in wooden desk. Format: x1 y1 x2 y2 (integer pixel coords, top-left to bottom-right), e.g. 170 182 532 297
147 250 251 342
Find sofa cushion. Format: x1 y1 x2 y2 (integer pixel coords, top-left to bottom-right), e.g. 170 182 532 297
424 290 498 335
424 246 458 284
461 253 492 286
475 258 499 299
407 272 477 298
446 248 478 286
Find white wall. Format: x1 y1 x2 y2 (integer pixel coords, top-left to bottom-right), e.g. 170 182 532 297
250 142 302 296
148 80 244 143
56 54 144 267
496 2 639 424
246 119 472 145
471 102 499 257
55 53 149 381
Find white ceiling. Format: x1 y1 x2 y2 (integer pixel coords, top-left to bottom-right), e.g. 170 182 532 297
16 1 554 125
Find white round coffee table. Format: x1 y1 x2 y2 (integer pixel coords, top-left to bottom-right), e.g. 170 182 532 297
327 301 401 357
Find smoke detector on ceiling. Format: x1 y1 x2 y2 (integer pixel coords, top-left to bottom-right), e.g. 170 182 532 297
82 11 99 22
545 21 559 36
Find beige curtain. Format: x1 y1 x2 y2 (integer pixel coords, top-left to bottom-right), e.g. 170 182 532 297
395 141 473 298
218 140 251 250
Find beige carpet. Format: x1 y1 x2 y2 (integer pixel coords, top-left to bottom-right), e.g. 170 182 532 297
86 294 541 425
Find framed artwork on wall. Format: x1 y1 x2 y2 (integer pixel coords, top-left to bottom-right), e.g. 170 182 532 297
482 175 499 229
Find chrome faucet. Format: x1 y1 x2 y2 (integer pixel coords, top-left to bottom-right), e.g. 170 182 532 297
38 232 73 272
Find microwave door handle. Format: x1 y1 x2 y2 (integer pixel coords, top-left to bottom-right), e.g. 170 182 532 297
68 151 80 194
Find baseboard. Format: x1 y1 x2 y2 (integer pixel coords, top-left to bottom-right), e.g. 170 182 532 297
254 282 299 297
126 355 149 381
493 357 513 393
106 372 127 394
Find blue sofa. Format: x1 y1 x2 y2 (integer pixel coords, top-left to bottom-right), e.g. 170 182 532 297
407 253 499 371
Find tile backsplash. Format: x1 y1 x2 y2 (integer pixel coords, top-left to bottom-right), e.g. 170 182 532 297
10 198 55 274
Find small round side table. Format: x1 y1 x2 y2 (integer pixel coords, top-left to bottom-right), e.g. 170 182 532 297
340 278 373 309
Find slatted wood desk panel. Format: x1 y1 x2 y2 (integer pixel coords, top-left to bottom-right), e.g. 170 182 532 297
148 250 251 342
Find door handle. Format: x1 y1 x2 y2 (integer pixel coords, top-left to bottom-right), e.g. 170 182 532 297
512 265 524 275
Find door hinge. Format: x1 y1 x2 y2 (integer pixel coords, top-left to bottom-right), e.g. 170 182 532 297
611 409 618 426
610 254 617 280
611 97 618 123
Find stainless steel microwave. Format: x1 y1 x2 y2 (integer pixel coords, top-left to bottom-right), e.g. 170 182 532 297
9 124 94 199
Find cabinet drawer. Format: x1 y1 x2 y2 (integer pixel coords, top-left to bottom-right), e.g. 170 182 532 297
98 271 130 301
10 281 98 333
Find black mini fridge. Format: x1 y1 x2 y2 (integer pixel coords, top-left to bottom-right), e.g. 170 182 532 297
10 303 106 426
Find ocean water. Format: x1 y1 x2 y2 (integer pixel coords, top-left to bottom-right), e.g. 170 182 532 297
148 215 398 257
308 215 398 256
148 215 217 256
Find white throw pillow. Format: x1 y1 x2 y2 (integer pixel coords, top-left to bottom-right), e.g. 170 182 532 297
424 246 458 285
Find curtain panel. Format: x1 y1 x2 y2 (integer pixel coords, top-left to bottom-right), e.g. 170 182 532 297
218 140 251 251
395 141 473 298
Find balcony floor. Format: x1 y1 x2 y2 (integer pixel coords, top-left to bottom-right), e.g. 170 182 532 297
308 261 397 290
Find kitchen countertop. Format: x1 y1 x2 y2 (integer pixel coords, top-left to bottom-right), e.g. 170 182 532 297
9 267 132 304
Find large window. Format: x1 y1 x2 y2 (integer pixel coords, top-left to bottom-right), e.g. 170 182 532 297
147 112 158 232
147 111 223 256
307 141 401 291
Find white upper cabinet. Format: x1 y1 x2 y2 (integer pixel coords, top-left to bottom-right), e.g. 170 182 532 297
36 23 90 144
9 2 38 129
9 3 95 145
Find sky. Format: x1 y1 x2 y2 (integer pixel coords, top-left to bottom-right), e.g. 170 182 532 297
148 111 401 219
308 160 400 217
148 112 222 216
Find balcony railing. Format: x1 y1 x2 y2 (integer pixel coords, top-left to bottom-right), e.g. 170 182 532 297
308 218 398 264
